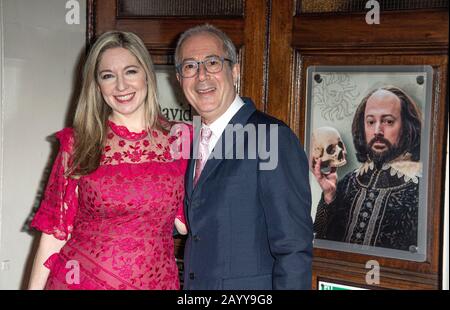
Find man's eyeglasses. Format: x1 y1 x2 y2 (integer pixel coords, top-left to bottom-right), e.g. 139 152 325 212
176 56 233 78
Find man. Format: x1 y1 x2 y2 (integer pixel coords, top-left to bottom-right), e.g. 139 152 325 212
175 24 313 290
313 86 422 251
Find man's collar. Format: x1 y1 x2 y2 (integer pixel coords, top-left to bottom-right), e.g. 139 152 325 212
204 95 245 138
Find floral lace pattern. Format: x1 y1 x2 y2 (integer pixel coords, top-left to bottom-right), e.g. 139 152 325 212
101 121 178 165
31 121 190 290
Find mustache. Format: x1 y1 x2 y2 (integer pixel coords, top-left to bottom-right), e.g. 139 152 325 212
368 136 392 149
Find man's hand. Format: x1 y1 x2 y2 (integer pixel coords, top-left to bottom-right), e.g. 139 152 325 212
311 158 337 204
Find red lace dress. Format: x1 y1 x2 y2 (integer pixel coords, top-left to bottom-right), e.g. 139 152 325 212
31 121 190 290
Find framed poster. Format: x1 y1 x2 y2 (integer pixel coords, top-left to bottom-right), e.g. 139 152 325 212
305 65 433 262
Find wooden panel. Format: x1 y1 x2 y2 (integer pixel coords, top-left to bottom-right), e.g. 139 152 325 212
266 0 295 125
297 0 448 14
293 10 449 50
313 258 439 290
93 0 117 39
114 19 244 64
89 1 246 64
117 0 244 17
87 0 116 44
241 0 269 111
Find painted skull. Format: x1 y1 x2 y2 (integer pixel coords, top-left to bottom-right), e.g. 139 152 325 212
310 126 347 171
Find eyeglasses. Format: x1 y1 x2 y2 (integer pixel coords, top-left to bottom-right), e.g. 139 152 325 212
176 56 233 78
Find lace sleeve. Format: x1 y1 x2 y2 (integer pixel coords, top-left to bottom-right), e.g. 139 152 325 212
30 128 78 240
175 202 186 225
171 121 191 227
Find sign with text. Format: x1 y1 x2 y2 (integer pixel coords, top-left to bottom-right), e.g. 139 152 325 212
318 281 367 290
155 65 193 123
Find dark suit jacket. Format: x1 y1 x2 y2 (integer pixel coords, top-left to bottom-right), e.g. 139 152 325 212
183 98 313 290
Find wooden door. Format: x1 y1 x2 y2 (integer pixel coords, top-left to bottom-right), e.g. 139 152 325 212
268 0 448 290
88 0 448 289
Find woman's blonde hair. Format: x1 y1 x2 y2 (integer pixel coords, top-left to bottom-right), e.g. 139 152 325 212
70 31 166 177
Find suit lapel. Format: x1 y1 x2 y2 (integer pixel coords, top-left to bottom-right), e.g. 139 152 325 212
191 98 256 194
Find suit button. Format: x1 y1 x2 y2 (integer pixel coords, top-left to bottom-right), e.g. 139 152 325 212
193 235 200 242
189 272 195 280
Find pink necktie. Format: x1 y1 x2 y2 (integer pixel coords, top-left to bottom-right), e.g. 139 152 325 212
194 126 212 186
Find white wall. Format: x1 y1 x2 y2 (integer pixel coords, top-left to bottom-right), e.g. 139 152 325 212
0 0 86 289
0 0 4 279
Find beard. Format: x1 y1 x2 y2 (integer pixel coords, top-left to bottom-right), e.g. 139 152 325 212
366 136 404 168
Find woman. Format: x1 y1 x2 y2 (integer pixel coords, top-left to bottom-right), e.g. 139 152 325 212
28 31 189 290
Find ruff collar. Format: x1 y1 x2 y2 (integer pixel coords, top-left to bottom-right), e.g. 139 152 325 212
356 153 422 184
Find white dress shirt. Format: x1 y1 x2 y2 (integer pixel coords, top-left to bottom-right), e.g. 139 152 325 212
194 95 245 178
204 95 245 154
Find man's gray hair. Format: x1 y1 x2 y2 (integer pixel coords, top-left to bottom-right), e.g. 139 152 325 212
174 24 237 66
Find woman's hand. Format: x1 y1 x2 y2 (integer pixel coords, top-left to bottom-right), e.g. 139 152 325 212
174 218 188 235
